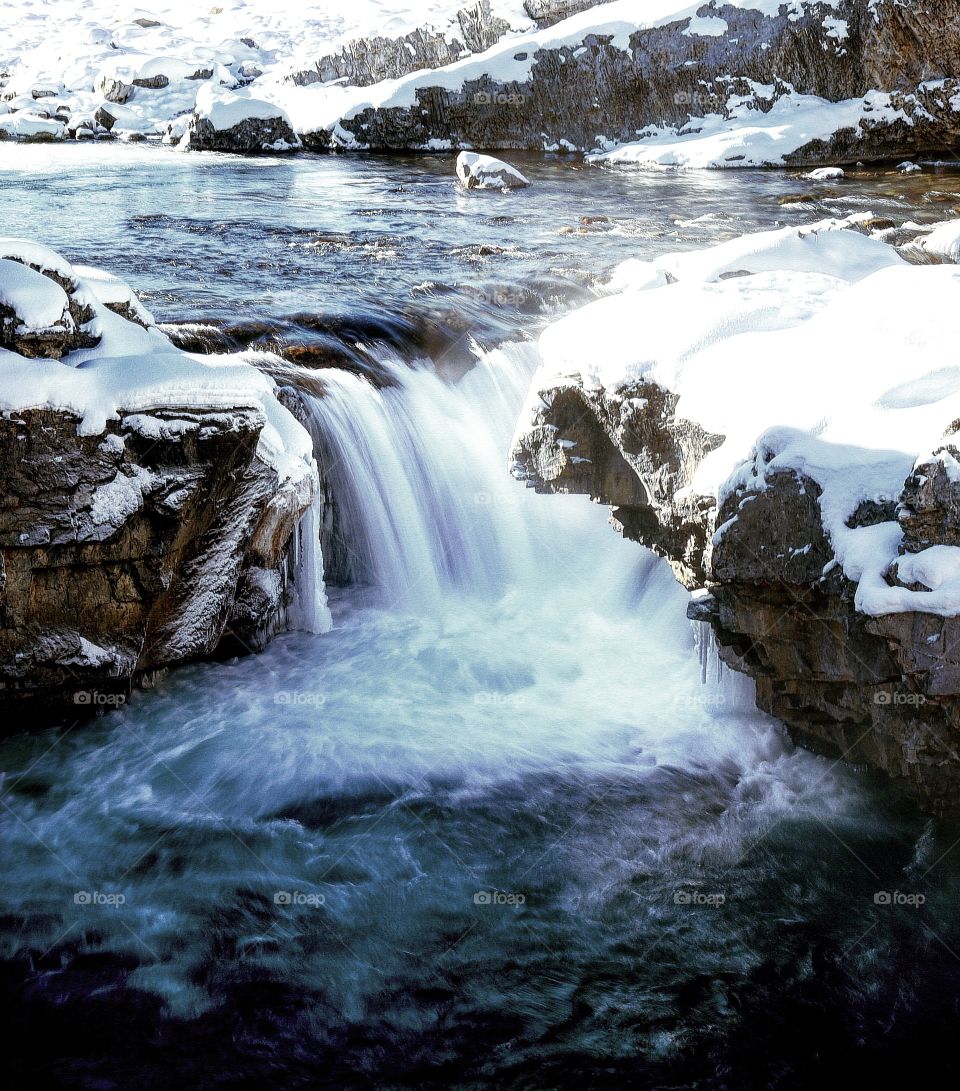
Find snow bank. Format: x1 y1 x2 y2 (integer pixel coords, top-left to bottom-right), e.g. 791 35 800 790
523 215 960 618
587 91 908 170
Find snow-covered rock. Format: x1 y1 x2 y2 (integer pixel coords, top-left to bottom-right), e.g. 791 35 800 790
181 85 301 153
807 166 845 180
456 150 529 189
907 219 960 263
0 0 957 162
511 214 960 812
0 240 329 719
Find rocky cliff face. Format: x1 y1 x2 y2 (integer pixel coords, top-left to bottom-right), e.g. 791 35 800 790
298 0 960 162
0 246 322 721
511 218 960 816
289 0 514 88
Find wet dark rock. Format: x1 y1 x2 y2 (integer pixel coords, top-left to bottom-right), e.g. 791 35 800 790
183 113 301 154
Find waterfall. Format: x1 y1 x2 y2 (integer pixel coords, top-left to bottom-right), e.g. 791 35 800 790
300 344 547 611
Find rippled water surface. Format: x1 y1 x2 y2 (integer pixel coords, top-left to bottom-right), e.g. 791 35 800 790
2 145 960 1089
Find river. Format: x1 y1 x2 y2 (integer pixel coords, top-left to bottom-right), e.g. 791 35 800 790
2 143 960 1088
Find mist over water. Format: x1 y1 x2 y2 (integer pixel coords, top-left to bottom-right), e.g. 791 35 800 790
3 148 960 1087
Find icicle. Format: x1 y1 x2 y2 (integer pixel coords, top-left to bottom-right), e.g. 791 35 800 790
288 483 333 635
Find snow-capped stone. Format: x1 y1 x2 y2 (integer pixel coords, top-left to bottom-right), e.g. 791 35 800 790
456 151 529 190
807 166 845 180
0 239 328 718
898 161 922 173
0 112 64 140
181 85 301 153
908 219 960 263
512 214 960 811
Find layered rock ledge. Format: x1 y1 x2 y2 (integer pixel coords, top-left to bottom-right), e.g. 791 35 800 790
0 241 329 720
281 0 960 163
512 215 960 814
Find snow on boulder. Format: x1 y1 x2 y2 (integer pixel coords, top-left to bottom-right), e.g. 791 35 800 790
181 84 301 154
456 151 530 190
0 112 65 141
807 166 845 180
907 219 960 264
0 258 71 331
0 238 330 712
0 241 100 358
898 161 922 173
73 264 156 327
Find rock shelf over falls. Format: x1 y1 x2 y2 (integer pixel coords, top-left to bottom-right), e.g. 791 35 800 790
0 239 329 717
512 213 960 814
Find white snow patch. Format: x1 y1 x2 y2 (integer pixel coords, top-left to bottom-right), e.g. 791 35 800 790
0 258 70 329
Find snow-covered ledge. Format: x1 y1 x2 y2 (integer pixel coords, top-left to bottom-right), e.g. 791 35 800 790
512 215 960 813
0 240 330 717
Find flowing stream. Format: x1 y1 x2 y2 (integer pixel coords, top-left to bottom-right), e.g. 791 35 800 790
3 145 960 1088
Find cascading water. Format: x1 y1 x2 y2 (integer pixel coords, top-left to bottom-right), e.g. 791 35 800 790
300 343 546 609
2 336 953 1089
